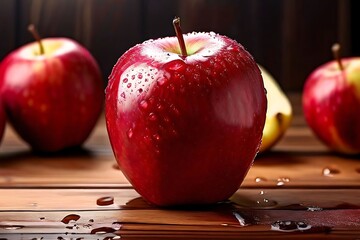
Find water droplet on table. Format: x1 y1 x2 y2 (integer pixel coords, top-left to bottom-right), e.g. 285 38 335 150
254 177 267 183
3 225 24 230
232 212 249 226
256 198 278 208
277 177 290 186
112 163 120 170
61 214 80 224
96 196 114 206
271 220 311 232
307 206 323 212
322 167 340 176
90 227 116 234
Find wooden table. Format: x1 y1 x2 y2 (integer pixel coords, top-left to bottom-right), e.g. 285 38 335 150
0 93 359 239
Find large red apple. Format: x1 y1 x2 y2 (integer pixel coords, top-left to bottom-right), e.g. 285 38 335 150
105 18 267 206
0 25 103 152
303 44 360 154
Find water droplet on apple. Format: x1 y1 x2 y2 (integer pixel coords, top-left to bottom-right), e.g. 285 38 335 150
169 83 175 91
271 220 311 232
120 92 125 99
170 105 180 116
163 116 170 123
322 167 340 177
127 83 132 88
138 73 143 79
226 46 234 51
179 86 186 94
153 134 160 141
96 196 114 206
148 113 157 121
131 75 135 80
127 128 133 139
255 177 267 183
123 78 128 83
209 31 216 37
168 60 185 71
155 103 163 111
138 88 143 93
157 78 166 86
139 100 148 110
143 135 151 144
170 129 178 137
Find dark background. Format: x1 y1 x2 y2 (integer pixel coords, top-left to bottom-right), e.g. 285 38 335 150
0 0 358 92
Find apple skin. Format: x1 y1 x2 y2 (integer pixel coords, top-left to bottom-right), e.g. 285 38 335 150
105 32 267 206
0 38 104 152
303 58 360 154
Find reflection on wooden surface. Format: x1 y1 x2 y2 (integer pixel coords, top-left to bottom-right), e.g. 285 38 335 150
0 93 359 239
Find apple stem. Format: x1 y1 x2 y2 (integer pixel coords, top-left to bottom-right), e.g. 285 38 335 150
331 43 344 71
173 17 187 58
28 24 45 55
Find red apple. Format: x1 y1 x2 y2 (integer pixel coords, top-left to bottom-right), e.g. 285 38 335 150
303 44 360 154
105 18 267 206
0 25 103 152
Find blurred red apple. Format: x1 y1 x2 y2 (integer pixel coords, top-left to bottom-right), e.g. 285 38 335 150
105 18 267 206
303 43 360 154
0 25 103 152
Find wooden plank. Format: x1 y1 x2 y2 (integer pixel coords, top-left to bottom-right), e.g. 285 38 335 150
0 204 359 237
0 188 359 211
